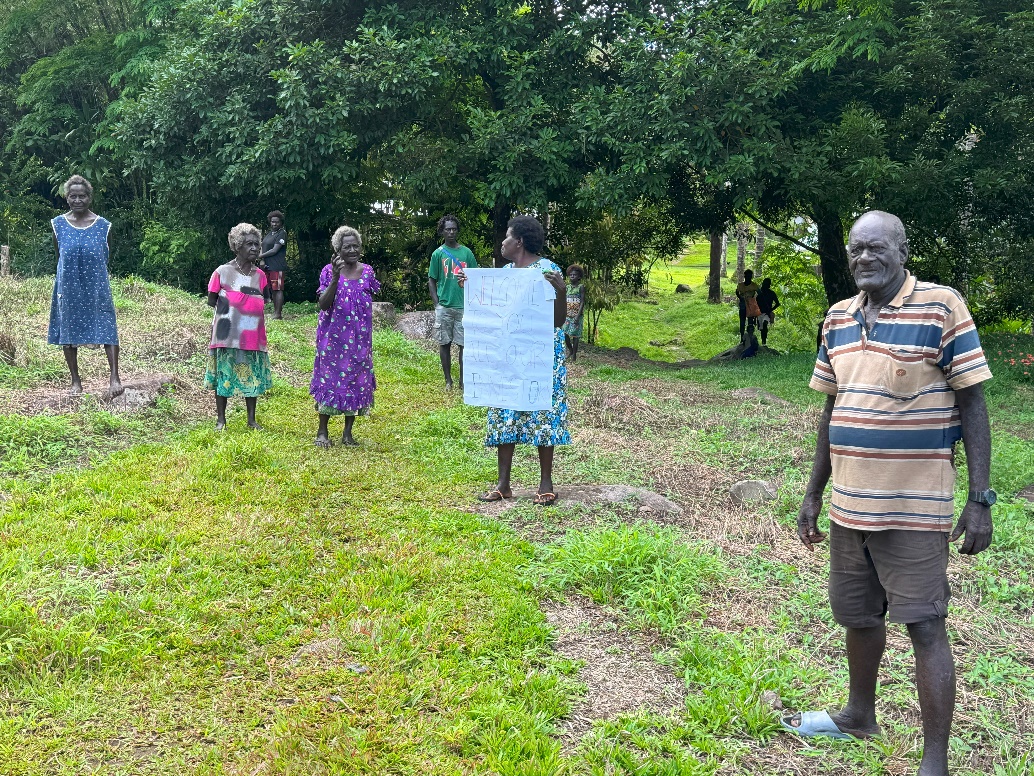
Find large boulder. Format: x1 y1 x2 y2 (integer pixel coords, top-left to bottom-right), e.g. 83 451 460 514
395 310 435 341
372 302 396 329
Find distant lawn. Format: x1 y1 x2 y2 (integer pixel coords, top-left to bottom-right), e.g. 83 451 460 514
595 241 816 361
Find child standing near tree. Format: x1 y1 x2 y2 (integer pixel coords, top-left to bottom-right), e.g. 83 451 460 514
563 264 586 362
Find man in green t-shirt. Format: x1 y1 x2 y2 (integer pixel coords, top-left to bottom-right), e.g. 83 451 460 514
428 214 475 389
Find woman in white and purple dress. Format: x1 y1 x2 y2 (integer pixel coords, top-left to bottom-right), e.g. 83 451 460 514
311 226 380 447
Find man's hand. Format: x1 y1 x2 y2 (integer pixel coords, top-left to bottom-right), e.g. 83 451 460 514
456 269 467 287
950 501 993 555
797 492 827 551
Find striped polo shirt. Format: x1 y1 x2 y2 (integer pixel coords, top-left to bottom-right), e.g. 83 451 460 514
810 272 992 532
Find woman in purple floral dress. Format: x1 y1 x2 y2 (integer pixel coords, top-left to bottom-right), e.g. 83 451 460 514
311 226 380 447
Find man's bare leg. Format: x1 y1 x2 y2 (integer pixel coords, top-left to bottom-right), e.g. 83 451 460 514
830 625 885 737
457 345 464 390
273 290 285 320
440 344 453 389
788 624 885 738
909 618 954 776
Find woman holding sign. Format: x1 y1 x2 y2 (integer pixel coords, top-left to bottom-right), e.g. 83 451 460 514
468 216 569 506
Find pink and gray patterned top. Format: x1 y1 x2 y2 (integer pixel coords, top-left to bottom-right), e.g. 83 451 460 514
207 263 268 351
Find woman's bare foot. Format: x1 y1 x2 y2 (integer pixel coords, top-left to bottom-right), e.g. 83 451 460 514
315 433 332 449
69 381 83 396
109 377 124 399
248 421 264 431
342 433 359 446
215 421 226 431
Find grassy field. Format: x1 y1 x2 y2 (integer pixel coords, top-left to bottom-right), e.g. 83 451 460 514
594 242 818 361
1 275 1033 775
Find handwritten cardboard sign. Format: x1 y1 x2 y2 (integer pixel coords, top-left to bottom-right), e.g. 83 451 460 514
463 268 556 411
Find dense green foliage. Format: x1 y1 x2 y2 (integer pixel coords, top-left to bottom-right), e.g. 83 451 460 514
1 0 1032 320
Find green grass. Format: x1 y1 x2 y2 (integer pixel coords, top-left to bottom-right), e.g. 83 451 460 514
1 275 1032 774
595 241 818 361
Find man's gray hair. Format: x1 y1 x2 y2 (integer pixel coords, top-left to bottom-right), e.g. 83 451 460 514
227 222 261 252
331 225 362 251
853 210 909 256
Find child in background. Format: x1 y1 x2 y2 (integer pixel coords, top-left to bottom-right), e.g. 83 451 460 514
563 264 586 362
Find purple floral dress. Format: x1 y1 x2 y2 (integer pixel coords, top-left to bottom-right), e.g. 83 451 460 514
310 263 381 416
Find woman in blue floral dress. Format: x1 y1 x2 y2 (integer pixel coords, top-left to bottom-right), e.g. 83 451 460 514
471 216 570 506
48 174 123 398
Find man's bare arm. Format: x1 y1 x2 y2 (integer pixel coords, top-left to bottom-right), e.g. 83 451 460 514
951 382 993 555
797 394 836 550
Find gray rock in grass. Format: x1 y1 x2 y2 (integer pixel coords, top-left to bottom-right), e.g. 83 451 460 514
730 479 778 505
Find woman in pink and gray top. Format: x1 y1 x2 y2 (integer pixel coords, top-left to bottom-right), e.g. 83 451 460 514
204 222 272 430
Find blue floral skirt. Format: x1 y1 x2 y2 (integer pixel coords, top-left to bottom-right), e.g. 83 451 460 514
485 329 571 447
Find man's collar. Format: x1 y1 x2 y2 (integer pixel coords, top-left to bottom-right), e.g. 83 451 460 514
846 270 915 314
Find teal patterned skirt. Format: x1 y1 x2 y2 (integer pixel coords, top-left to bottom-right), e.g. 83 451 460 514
485 329 570 447
204 348 272 397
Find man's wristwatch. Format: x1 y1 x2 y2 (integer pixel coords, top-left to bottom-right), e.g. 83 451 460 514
968 489 997 506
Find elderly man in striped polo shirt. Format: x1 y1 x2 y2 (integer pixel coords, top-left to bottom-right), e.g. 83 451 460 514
783 211 994 776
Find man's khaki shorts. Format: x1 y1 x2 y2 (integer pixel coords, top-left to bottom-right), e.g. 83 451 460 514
434 305 464 346
828 521 951 628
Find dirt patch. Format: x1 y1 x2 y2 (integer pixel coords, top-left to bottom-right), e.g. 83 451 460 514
0 373 186 415
472 484 681 518
579 343 707 370
544 595 686 746
728 387 792 406
472 484 683 543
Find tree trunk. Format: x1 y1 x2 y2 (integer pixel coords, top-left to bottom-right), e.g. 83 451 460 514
735 223 747 282
753 225 765 274
708 226 723 303
491 199 511 267
814 210 857 306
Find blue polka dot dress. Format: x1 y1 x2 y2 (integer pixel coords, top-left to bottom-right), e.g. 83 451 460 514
48 214 119 346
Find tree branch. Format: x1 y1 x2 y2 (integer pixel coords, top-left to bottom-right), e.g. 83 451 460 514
737 209 821 257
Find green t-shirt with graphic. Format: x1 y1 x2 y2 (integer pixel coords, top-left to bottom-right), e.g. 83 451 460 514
429 244 475 309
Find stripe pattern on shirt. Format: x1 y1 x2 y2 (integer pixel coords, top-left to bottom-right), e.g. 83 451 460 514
810 273 992 532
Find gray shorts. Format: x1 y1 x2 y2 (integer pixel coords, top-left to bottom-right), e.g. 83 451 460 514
828 521 951 628
434 305 464 346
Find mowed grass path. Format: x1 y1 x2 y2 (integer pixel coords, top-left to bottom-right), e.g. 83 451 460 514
2 286 1033 775
1 322 572 774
